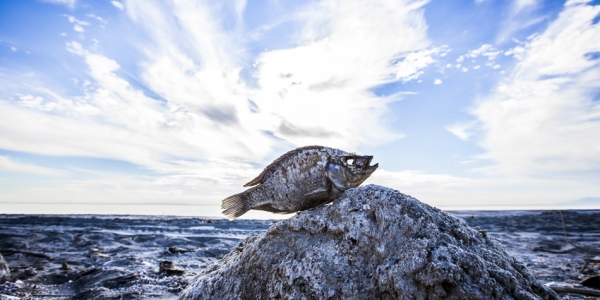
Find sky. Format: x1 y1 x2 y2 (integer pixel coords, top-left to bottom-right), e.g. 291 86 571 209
0 0 599 218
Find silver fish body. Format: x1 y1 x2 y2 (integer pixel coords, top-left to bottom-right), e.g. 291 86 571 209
221 146 378 219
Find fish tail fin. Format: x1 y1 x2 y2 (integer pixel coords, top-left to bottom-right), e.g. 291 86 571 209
221 192 251 220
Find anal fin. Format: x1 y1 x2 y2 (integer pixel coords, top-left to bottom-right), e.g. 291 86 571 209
305 187 328 198
253 204 287 213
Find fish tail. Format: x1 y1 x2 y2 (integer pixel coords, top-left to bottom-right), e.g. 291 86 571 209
221 191 251 220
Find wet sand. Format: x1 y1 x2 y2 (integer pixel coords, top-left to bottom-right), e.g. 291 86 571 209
0 210 599 299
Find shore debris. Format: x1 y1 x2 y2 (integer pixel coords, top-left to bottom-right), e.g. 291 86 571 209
168 247 195 254
580 274 600 289
159 261 184 276
60 262 71 271
546 282 600 297
0 249 53 261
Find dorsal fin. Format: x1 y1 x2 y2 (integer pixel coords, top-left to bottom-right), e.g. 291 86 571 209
243 145 326 187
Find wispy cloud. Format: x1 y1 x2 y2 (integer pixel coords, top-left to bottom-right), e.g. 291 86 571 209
65 15 90 32
495 0 543 44
0 156 63 176
1 0 438 196
446 121 477 140
251 0 438 147
466 44 501 60
370 168 599 208
111 1 124 11
472 0 600 176
39 0 76 9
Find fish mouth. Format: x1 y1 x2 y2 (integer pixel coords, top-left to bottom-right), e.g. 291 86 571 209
354 155 378 172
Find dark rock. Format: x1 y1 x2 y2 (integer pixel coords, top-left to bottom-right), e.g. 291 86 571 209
69 268 138 293
180 185 559 300
160 260 185 276
169 247 195 254
580 274 600 288
72 286 122 300
60 262 71 271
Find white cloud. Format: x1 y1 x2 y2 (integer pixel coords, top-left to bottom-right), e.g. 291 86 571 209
393 47 447 82
73 24 84 32
65 15 90 32
0 156 63 176
445 122 477 140
434 78 442 84
472 0 600 176
111 1 124 10
86 14 106 23
0 0 437 201
371 169 473 189
466 44 501 60
249 0 436 147
11 47 17 52
514 0 538 14
66 15 89 26
367 169 595 208
504 46 526 59
496 0 543 44
39 0 76 9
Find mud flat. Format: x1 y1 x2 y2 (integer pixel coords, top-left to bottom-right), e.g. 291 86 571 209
0 209 599 299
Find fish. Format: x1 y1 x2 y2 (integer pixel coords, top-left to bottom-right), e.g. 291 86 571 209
221 145 379 219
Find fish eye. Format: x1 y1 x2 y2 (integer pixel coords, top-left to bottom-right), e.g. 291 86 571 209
345 157 354 165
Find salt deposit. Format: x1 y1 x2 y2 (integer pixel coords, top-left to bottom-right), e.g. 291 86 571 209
180 185 558 299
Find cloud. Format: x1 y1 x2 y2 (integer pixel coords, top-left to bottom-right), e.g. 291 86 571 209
111 1 124 10
65 15 90 32
434 78 442 85
39 0 76 9
446 122 476 140
0 0 451 216
466 44 501 60
1 0 438 200
251 0 436 147
0 156 63 176
471 0 600 176
495 0 543 44
369 168 599 208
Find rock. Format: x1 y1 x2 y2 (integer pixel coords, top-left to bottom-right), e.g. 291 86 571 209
60 262 71 271
160 260 185 276
580 274 600 289
168 247 194 254
180 185 558 300
69 268 139 294
0 253 9 282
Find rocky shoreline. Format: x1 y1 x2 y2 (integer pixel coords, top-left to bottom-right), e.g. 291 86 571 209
1 189 599 299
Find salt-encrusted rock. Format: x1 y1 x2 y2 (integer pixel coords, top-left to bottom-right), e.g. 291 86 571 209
0 253 10 282
180 185 558 300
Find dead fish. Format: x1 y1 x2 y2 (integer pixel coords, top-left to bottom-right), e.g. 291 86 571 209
222 145 378 219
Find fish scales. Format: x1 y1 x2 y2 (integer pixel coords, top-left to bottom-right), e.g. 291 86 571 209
221 146 378 219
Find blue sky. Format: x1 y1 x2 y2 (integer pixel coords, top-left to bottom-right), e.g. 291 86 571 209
0 0 599 218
